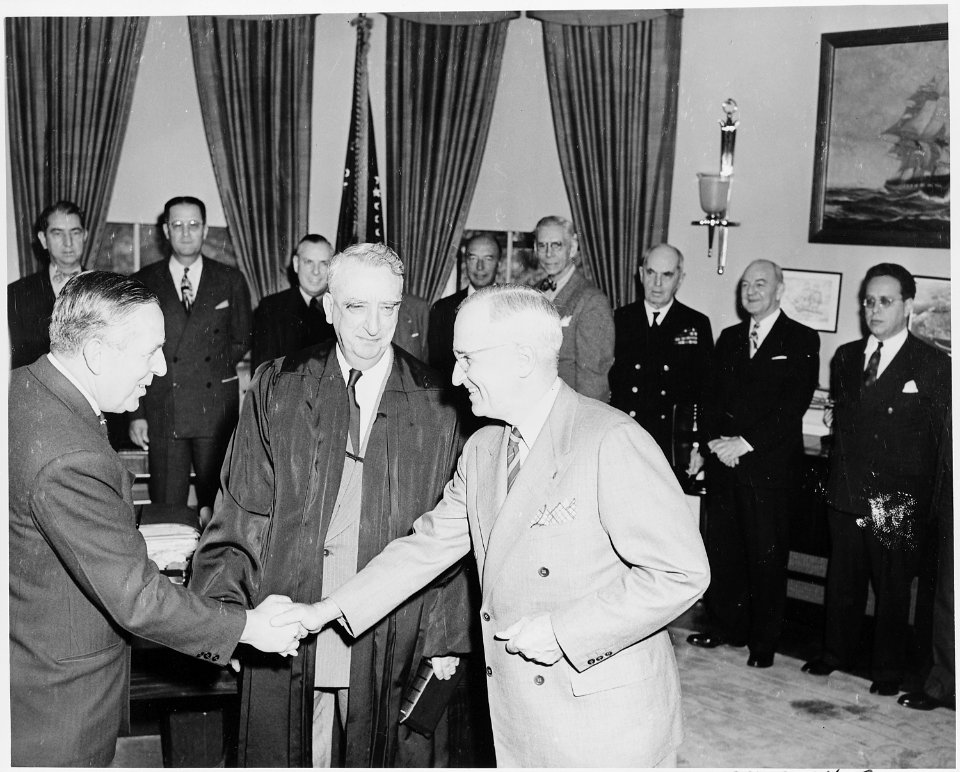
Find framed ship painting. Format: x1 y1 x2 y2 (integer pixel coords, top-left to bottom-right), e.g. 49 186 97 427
809 24 949 248
781 269 843 333
910 275 950 353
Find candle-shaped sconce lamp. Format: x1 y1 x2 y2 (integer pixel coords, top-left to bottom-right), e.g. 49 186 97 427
692 99 740 274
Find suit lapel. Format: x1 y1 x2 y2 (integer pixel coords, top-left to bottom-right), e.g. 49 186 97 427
29 356 112 447
481 384 578 592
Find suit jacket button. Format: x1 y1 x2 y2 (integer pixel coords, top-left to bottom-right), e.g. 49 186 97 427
207 382 212 388
323 548 330 557
482 612 491 621
172 356 178 363
631 386 638 393
534 675 545 685
628 410 636 418
205 355 211 362
634 363 641 370
887 407 894 414
596 654 604 660
660 414 667 420
587 658 595 665
538 567 549 577
663 364 669 371
486 666 493 677
660 390 667 396
605 651 612 657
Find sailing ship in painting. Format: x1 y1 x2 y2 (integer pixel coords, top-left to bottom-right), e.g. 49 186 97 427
881 76 949 198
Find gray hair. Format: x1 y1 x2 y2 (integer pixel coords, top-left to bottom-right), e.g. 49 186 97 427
49 271 159 356
641 243 685 272
534 215 576 241
327 242 404 294
459 284 563 361
744 259 783 285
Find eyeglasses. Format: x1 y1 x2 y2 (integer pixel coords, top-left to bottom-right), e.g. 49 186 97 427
862 296 903 310
169 220 203 232
535 241 566 255
453 342 515 372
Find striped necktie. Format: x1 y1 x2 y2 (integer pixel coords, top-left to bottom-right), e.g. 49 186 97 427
749 320 760 357
506 427 522 491
181 266 194 313
864 341 883 387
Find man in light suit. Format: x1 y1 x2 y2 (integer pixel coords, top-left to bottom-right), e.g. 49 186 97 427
802 263 950 697
129 196 252 511
8 272 303 767
251 233 335 369
534 215 615 401
276 283 710 767
688 259 819 669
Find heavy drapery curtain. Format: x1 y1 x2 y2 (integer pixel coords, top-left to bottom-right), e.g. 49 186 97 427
385 12 517 301
6 17 148 276
188 15 314 302
531 10 682 307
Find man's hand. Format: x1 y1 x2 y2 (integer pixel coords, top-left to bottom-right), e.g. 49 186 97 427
687 447 705 476
241 594 305 656
430 655 460 680
270 598 342 634
494 614 563 665
708 436 751 467
129 418 150 450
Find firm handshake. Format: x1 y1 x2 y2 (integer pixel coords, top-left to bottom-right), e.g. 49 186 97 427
238 595 344 657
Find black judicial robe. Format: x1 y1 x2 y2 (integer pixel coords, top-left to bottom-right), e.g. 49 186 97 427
191 341 470 767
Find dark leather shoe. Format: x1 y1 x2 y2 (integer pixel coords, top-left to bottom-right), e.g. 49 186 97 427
747 652 774 668
870 680 900 696
801 659 834 676
687 632 724 649
898 691 949 711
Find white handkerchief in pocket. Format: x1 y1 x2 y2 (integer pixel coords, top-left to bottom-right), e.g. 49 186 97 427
215 300 230 310
771 355 788 360
902 379 919 394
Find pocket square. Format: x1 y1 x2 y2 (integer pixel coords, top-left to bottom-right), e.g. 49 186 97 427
215 300 230 310
902 380 919 394
771 355 788 360
531 498 577 527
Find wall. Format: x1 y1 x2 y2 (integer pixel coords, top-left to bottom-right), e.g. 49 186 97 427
668 4 950 387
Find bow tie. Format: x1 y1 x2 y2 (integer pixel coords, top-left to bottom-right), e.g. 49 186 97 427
52 269 81 288
539 276 557 292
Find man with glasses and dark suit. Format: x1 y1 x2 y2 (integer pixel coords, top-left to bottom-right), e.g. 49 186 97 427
802 263 949 698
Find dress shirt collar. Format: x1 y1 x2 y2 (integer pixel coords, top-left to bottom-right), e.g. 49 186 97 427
544 263 577 299
864 327 908 378
49 263 82 297
47 352 101 417
511 377 562 463
168 256 203 294
299 287 323 308
749 307 781 349
644 298 675 327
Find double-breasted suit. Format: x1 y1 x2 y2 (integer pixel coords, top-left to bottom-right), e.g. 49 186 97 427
820 333 950 681
8 356 244 766
610 299 714 466
701 311 819 655
552 269 615 402
331 381 710 766
251 286 333 369
131 257 251 507
7 268 56 368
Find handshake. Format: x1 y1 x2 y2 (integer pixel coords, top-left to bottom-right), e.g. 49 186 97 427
239 595 344 657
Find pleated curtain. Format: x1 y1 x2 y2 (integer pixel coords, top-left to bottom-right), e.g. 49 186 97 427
188 15 314 302
6 17 148 276
385 12 517 302
531 10 683 307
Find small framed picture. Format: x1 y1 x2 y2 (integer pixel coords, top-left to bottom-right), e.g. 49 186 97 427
911 275 950 353
781 269 843 333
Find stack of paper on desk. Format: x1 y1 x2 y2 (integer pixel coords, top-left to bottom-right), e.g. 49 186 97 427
139 522 200 570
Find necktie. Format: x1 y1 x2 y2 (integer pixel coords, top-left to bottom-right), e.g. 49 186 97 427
539 276 557 292
864 341 883 387
506 427 523 491
309 296 321 312
347 368 363 454
181 267 194 313
651 311 661 328
749 320 760 358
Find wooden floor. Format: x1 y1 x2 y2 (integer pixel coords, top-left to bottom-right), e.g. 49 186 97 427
113 606 956 768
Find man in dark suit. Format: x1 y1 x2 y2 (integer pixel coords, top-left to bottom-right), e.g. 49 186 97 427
802 263 950 697
610 243 714 482
251 234 335 369
428 232 501 377
8 271 304 767
534 215 614 402
128 196 252 512
8 200 87 368
688 259 819 668
190 243 470 767
394 291 431 360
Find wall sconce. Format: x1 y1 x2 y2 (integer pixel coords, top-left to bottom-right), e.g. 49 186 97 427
692 99 740 274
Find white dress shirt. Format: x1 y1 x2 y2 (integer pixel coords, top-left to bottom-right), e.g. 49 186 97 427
750 308 781 351
644 298 675 327
863 327 908 379
168 257 203 302
511 377 562 466
334 344 393 445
